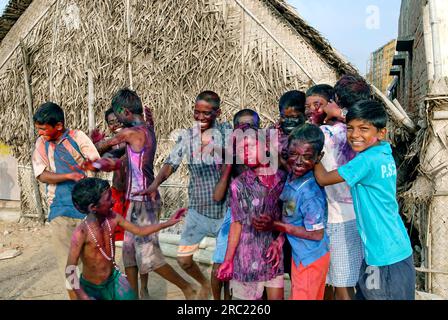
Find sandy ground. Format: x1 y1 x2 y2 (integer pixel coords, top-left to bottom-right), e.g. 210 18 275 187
0 220 211 300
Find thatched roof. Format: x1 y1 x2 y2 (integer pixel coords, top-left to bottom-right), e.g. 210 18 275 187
0 0 357 75
0 0 32 42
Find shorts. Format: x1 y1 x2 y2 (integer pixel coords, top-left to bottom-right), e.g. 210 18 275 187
49 216 83 296
122 201 166 274
326 219 364 287
290 252 330 300
355 254 415 300
178 208 223 257
230 275 284 300
212 207 231 264
80 269 137 300
111 187 129 242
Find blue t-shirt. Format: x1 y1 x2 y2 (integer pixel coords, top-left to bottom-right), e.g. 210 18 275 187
338 141 412 266
280 171 329 267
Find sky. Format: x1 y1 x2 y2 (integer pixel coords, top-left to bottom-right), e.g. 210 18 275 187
0 0 7 15
287 0 401 75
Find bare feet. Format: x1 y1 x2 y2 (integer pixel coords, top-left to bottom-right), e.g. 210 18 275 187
140 287 150 300
182 285 198 300
196 283 211 300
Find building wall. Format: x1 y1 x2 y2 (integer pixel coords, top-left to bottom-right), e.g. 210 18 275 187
396 0 428 117
368 39 396 94
0 143 20 201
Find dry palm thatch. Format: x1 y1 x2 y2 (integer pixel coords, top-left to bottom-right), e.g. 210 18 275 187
0 0 356 218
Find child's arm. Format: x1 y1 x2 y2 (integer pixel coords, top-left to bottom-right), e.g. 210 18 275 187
216 221 242 281
213 164 232 202
132 163 174 200
95 128 134 154
313 162 345 187
116 208 186 237
266 233 285 271
253 215 324 241
65 227 91 300
38 170 85 184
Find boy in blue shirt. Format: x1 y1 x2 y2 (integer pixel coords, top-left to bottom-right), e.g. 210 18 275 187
314 100 415 300
253 124 330 300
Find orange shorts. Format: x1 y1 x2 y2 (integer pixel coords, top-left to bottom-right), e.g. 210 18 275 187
290 252 330 300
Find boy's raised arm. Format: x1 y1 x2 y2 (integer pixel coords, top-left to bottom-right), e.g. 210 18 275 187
116 208 186 236
95 129 132 154
65 227 90 300
314 162 345 186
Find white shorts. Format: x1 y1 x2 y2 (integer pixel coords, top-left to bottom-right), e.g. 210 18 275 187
230 275 284 300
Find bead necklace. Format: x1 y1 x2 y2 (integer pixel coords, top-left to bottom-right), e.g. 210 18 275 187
84 217 119 271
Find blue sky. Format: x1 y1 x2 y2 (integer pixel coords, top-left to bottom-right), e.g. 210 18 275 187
287 0 401 74
0 0 7 15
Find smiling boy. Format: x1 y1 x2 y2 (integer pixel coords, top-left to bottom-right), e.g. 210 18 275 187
135 91 232 299
67 178 186 300
253 124 329 300
314 100 415 300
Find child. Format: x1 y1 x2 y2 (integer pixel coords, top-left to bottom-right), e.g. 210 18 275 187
314 100 415 300
269 90 306 281
253 124 330 300
211 109 261 300
66 177 186 300
216 128 286 300
86 89 195 299
32 102 100 299
91 108 128 242
135 91 232 299
305 84 363 300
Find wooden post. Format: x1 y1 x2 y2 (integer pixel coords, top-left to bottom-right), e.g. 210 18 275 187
126 0 133 89
87 69 95 132
240 0 246 109
20 40 45 224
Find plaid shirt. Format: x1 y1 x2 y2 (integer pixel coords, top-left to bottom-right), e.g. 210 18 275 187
165 121 232 219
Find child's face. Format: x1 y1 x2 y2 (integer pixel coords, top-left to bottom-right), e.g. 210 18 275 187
287 140 319 178
106 113 122 134
305 95 328 125
235 135 265 168
92 188 114 217
35 122 64 141
280 107 304 134
346 119 386 152
193 100 220 132
114 106 134 127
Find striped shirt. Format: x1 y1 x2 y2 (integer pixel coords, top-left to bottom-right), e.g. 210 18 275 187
165 122 232 219
32 129 100 221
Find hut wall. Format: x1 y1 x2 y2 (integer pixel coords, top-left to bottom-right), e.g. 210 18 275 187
397 0 428 118
0 0 339 219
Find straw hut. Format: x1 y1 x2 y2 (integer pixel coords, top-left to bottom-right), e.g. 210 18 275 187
0 0 358 221
388 0 448 298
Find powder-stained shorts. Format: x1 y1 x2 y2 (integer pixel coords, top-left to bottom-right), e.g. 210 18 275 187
178 208 223 257
122 201 166 274
326 219 364 287
230 275 284 300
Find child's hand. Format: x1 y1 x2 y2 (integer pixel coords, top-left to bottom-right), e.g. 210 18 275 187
132 184 158 201
90 128 106 144
67 172 85 182
322 100 344 124
164 208 187 227
216 261 234 281
252 214 274 231
266 237 285 272
80 159 96 172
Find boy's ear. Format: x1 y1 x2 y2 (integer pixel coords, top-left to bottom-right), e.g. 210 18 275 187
378 127 387 140
55 122 64 131
87 203 96 213
215 108 222 118
316 151 325 163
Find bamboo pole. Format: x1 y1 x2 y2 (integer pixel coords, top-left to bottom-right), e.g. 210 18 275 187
87 69 95 132
126 0 133 89
20 40 45 224
240 0 246 109
232 0 316 84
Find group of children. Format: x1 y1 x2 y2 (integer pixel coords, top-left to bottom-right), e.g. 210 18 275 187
31 74 415 300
